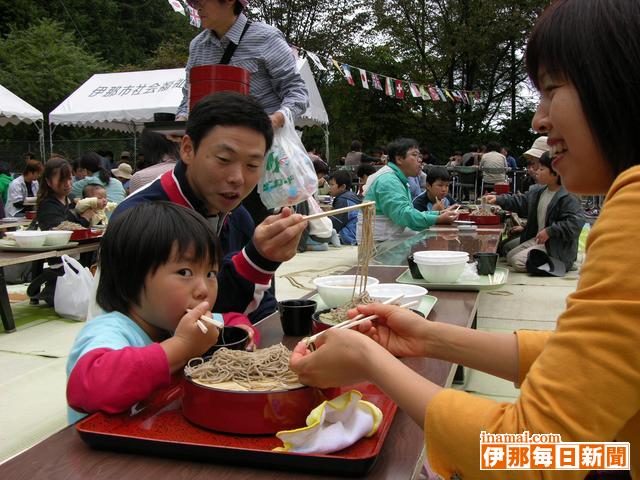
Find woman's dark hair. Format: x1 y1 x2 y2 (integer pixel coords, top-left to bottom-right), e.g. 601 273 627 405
186 91 273 154
97 202 221 315
387 138 419 164
24 159 44 176
79 151 111 185
140 129 181 168
426 166 451 186
313 159 328 175
538 151 561 185
331 170 352 189
356 164 376 178
37 157 72 206
526 0 640 177
0 161 11 176
350 140 362 152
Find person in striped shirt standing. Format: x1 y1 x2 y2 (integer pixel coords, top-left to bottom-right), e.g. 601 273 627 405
178 0 309 225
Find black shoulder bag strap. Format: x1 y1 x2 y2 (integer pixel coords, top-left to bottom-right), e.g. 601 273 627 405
219 21 251 65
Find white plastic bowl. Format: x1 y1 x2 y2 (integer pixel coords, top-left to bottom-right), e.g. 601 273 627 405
313 275 379 308
13 231 47 248
416 261 466 283
366 283 428 304
44 230 73 246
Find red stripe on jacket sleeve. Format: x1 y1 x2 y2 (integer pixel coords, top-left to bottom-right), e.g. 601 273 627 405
231 248 274 285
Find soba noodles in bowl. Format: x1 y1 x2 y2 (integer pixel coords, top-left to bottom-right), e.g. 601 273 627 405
182 344 326 434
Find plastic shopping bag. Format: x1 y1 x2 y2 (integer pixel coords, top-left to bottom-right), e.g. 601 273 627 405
258 109 318 209
54 255 94 321
307 196 333 239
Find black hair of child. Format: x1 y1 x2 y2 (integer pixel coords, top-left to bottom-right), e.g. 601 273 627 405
331 170 352 189
96 201 221 314
426 166 451 186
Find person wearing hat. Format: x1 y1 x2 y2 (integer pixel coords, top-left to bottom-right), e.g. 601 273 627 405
485 152 584 275
520 135 549 192
111 162 133 195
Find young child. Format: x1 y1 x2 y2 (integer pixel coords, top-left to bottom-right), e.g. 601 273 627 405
485 152 584 274
413 166 458 212
328 170 361 245
66 202 257 423
290 0 640 477
76 184 117 226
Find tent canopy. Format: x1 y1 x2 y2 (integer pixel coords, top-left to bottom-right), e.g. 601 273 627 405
49 68 184 132
49 62 328 132
0 84 43 126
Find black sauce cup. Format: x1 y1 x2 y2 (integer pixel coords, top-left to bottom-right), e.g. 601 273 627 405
475 252 499 275
278 299 317 336
407 254 424 279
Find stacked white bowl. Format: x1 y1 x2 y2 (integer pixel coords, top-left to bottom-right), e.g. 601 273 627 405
412 251 469 283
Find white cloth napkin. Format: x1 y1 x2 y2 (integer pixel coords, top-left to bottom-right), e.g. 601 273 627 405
274 390 383 454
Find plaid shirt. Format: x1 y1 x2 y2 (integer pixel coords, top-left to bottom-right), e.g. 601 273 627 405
177 13 308 118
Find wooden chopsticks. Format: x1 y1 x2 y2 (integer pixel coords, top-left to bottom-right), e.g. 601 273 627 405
187 309 224 334
302 201 375 222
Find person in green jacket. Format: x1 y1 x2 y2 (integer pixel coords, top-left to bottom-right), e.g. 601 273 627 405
357 138 458 242
0 162 13 205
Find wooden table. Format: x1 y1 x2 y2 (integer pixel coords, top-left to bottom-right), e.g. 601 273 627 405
0 241 101 333
0 265 480 479
0 219 33 231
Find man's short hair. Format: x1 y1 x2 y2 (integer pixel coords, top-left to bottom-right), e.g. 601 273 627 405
331 170 352 189
350 140 362 152
186 91 274 154
387 138 419 164
97 202 221 314
426 166 450 185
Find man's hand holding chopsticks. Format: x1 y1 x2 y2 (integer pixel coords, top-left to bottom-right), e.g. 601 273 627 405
253 207 307 262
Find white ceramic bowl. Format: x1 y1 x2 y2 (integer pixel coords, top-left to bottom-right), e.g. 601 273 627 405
413 250 469 262
13 231 47 248
416 261 466 283
366 283 428 304
44 230 73 246
312 275 379 308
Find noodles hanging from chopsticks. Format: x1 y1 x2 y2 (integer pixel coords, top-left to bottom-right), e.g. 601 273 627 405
353 202 376 299
184 344 300 391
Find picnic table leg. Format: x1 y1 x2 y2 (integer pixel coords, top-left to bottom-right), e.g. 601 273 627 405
0 267 16 333
29 260 45 305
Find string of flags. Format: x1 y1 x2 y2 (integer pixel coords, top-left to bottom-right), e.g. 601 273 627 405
165 0 482 104
301 48 483 105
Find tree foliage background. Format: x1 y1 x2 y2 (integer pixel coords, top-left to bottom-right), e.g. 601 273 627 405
0 0 547 164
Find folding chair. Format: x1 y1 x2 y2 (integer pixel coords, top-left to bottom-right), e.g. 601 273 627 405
453 166 479 201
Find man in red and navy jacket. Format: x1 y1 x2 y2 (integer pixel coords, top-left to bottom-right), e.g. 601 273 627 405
113 92 307 323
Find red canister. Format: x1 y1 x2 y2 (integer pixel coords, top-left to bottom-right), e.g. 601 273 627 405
189 65 251 111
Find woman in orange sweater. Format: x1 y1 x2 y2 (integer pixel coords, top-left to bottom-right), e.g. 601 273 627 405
290 1 639 478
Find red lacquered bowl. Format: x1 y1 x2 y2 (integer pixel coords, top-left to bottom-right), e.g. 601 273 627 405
190 65 251 83
182 375 327 435
25 211 36 220
494 183 510 194
458 212 470 221
469 214 501 225
70 229 103 241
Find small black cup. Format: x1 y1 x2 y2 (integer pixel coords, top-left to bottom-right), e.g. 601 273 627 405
202 326 250 357
153 112 176 122
475 252 499 275
407 254 424 279
279 299 317 336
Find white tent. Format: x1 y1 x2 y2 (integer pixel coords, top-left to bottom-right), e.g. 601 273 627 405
49 63 328 131
0 84 45 159
0 85 43 126
49 68 185 133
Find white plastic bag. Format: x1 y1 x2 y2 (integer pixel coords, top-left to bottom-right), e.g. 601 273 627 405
258 109 318 209
54 255 94 321
307 196 333 239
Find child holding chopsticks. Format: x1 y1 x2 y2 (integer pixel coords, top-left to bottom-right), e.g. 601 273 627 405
66 202 257 423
